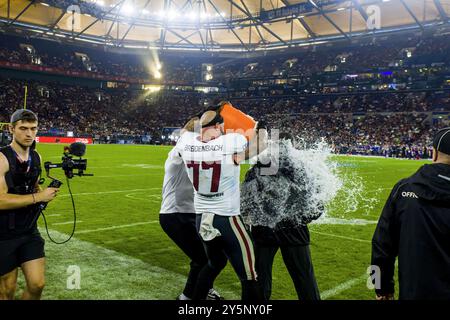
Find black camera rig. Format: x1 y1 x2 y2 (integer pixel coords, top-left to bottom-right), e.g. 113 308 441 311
37 142 93 244
44 141 93 182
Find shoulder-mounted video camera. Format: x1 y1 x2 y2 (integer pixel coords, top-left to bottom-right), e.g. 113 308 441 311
43 142 93 189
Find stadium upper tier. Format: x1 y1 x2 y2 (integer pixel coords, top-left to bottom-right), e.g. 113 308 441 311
0 0 449 50
0 30 450 91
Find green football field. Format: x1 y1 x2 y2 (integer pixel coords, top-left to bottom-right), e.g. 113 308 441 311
16 143 429 300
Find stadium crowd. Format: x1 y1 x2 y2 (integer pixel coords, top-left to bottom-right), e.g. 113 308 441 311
1 27 449 157
0 77 448 157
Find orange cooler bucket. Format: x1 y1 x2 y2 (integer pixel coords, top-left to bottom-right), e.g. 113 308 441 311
220 102 257 141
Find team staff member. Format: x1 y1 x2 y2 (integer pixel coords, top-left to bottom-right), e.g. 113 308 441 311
159 117 221 300
242 133 320 300
175 111 265 301
371 128 450 300
0 109 59 300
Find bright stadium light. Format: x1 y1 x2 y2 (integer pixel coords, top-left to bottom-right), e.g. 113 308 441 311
122 4 134 15
167 10 179 20
187 12 197 20
143 85 161 92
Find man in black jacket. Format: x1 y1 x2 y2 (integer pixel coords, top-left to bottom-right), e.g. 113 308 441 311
371 127 450 300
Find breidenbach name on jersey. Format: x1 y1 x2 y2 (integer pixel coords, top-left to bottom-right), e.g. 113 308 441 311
184 144 224 152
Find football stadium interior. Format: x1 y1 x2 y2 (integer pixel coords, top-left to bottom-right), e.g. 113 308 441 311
0 0 449 300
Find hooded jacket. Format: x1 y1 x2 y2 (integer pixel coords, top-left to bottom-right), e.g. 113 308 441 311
371 163 450 300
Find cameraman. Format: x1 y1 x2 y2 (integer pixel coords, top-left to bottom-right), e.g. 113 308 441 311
0 109 59 300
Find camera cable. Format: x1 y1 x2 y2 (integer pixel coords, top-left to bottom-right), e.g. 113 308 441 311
41 176 77 244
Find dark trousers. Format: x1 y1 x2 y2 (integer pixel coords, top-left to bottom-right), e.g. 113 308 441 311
159 213 208 299
194 214 263 301
255 244 320 300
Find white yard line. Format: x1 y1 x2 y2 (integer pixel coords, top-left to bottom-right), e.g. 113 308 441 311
312 217 377 225
58 188 160 197
90 173 161 178
52 220 82 226
310 230 371 243
321 274 368 300
75 221 158 234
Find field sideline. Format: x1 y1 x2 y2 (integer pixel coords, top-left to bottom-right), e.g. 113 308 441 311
15 143 428 300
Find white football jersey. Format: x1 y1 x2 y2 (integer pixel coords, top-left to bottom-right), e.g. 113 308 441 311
159 147 195 214
176 131 248 216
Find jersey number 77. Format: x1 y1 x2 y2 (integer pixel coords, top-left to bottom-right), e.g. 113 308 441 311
186 161 221 192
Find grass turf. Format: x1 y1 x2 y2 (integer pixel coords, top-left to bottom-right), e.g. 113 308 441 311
16 143 427 300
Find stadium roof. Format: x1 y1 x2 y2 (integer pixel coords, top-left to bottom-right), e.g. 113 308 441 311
0 0 449 51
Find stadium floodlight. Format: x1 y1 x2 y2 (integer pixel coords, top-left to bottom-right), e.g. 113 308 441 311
121 4 134 15
187 12 197 20
143 85 161 92
167 10 179 20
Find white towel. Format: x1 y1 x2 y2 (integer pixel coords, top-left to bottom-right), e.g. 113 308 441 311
199 212 221 241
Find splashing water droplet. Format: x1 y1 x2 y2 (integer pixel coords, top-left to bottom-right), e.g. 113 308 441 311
241 138 380 227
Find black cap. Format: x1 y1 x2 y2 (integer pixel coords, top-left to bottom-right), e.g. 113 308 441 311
433 127 450 155
10 109 38 124
201 112 224 128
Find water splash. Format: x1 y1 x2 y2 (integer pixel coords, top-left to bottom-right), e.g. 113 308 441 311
241 138 379 227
